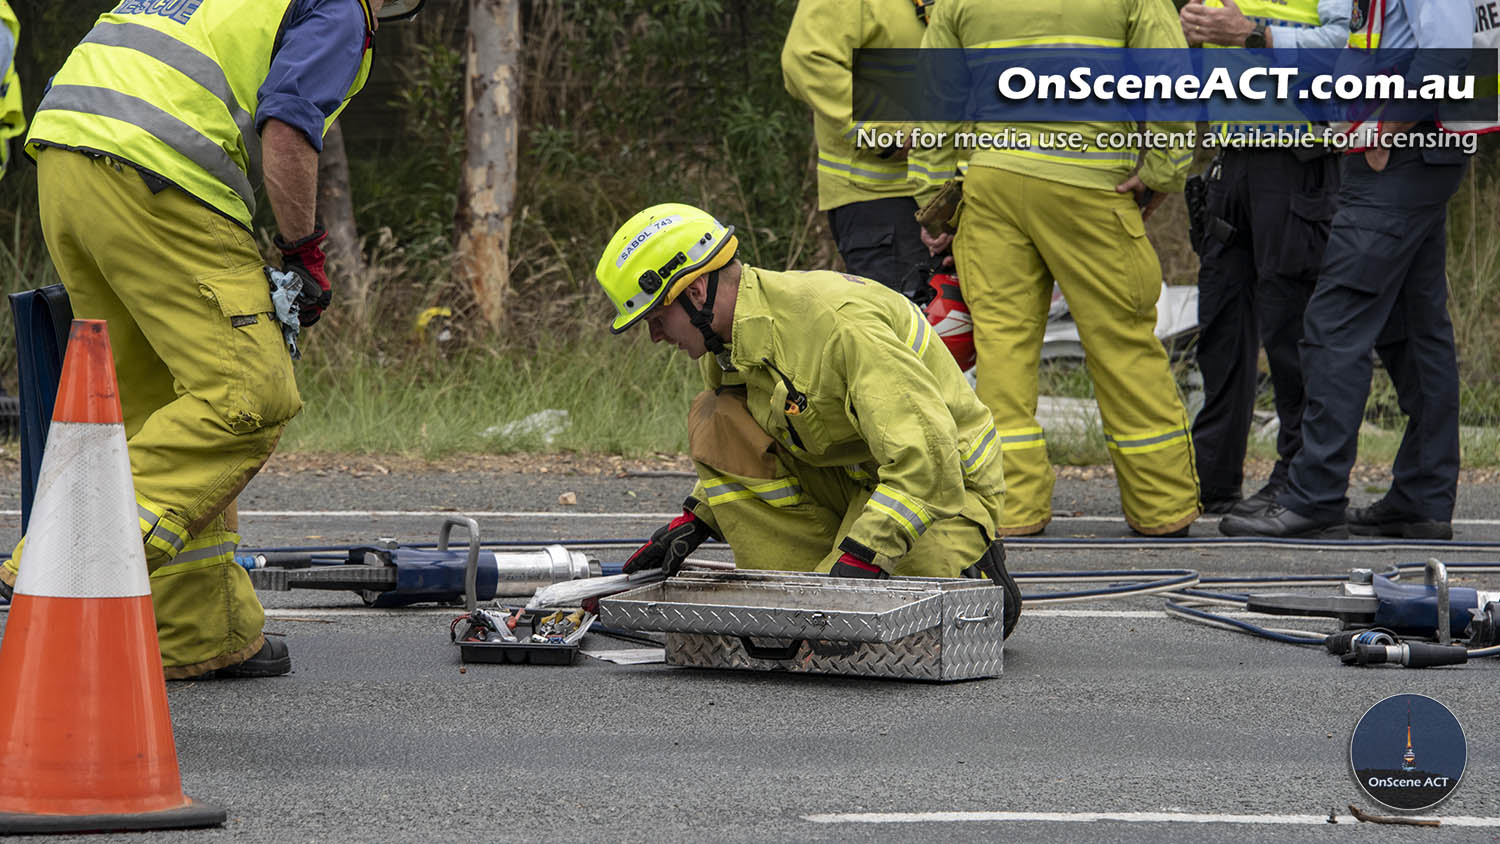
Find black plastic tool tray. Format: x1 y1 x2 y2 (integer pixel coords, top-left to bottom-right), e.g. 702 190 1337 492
458 639 579 665
456 609 581 666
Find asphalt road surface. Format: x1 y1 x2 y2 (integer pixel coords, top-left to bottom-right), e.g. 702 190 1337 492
2 466 1499 843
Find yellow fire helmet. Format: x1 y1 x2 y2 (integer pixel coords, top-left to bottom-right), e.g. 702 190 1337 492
595 203 738 334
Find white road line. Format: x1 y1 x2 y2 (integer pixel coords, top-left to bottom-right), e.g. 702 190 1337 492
802 810 1500 827
257 608 1231 621
2 508 1497 526
1027 608 1173 619
248 510 681 519
0 607 1306 622
263 607 455 618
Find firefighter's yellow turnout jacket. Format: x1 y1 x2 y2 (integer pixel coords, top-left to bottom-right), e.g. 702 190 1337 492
685 265 1004 576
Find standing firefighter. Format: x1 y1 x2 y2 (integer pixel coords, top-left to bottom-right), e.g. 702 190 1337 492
908 0 1202 537
597 203 1021 637
781 0 931 297
0 0 423 679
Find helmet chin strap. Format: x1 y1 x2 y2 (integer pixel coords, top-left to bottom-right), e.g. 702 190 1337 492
676 268 729 356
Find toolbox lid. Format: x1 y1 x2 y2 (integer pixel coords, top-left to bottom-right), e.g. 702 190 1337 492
599 570 998 643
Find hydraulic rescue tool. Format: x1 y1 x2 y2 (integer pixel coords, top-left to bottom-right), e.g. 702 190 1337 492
1198 559 1500 668
241 516 601 608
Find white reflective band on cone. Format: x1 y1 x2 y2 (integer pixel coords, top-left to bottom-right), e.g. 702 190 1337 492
17 421 151 599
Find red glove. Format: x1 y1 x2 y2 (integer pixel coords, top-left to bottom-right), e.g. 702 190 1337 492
829 538 884 579
275 227 331 326
623 508 714 576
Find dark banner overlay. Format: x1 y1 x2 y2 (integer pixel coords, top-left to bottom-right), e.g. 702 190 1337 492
853 48 1499 128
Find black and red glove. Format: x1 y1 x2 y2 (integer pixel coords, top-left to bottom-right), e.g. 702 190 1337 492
623 506 715 576
274 226 331 326
829 538 885 579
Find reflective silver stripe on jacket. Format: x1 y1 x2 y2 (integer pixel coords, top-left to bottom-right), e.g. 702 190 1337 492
905 307 932 355
138 503 186 553
702 478 803 506
158 540 237 569
80 21 262 183
963 425 998 473
816 155 908 182
870 488 929 538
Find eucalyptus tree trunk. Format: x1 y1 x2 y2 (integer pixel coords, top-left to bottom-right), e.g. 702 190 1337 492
315 120 368 326
454 0 521 331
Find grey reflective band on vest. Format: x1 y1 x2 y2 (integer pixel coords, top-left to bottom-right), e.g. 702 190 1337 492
1104 428 1188 449
38 84 257 219
79 21 262 182
139 503 186 553
963 427 997 471
158 540 237 569
871 489 929 537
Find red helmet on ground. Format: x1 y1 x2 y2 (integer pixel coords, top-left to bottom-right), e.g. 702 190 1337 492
924 273 975 371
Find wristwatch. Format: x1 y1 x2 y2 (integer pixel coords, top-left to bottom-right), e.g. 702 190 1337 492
1245 23 1268 48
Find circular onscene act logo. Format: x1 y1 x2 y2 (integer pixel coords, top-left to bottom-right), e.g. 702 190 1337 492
1350 694 1466 812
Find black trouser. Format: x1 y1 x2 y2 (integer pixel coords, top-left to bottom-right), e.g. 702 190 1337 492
1279 145 1468 522
826 196 928 298
1192 147 1339 503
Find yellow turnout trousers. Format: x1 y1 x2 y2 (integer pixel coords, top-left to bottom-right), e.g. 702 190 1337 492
3 149 299 676
686 390 995 576
955 165 1200 536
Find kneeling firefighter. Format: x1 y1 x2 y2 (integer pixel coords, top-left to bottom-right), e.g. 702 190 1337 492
596 203 1021 637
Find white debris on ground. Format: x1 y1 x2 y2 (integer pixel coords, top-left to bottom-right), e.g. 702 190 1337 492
484 408 570 446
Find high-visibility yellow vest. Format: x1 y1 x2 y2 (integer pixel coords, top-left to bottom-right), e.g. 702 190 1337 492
1206 0 1324 139
26 0 374 228
1349 0 1383 49
1206 0 1322 35
0 0 23 180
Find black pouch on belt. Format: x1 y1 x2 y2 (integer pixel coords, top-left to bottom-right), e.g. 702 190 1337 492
1185 174 1209 255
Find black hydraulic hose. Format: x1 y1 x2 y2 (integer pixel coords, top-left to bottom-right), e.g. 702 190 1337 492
1163 598 1327 646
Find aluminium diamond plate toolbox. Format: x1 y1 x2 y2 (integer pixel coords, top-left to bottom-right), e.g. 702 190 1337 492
597 570 1005 682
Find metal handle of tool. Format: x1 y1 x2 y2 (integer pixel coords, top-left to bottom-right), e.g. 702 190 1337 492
739 637 803 661
1425 558 1450 645
442 516 482 614
955 610 997 628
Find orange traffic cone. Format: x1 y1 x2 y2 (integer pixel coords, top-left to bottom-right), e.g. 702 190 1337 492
0 320 225 834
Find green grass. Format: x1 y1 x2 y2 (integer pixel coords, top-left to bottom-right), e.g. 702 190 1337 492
278 327 1500 467
281 328 699 458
